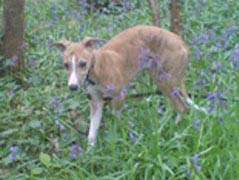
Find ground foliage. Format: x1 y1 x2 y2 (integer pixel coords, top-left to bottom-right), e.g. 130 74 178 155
0 0 239 179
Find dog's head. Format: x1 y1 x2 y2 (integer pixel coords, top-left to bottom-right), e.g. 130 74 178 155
52 37 100 91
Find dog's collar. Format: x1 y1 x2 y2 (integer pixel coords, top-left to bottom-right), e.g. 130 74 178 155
85 72 96 86
85 56 96 86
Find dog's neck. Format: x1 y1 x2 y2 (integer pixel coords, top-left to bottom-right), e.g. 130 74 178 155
85 52 97 87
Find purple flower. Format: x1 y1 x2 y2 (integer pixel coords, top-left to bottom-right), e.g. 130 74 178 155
171 88 180 97
191 153 201 172
9 153 17 161
114 88 126 101
20 41 27 49
50 6 59 22
69 151 77 159
193 164 201 172
79 0 91 9
210 61 222 72
206 91 226 114
215 41 223 48
12 55 18 65
9 146 18 161
159 72 172 81
222 26 237 36
10 146 18 152
206 92 223 100
107 25 113 32
69 144 83 159
60 124 65 131
138 47 151 69
194 78 206 87
129 132 137 143
193 118 201 131
55 120 65 131
52 96 64 109
193 33 210 45
191 154 200 164
9 85 17 97
194 47 202 60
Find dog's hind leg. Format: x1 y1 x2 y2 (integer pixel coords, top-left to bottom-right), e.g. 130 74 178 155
112 93 126 119
155 78 189 122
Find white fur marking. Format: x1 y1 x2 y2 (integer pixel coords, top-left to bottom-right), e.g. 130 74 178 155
68 55 78 86
186 98 207 114
88 99 103 146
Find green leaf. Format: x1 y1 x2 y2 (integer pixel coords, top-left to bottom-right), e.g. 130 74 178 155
29 120 41 128
39 152 51 167
0 129 18 137
31 168 43 175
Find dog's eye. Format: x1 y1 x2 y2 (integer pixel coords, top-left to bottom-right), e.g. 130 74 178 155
64 63 69 69
79 61 86 68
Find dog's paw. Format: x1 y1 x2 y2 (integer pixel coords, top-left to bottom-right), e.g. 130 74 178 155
86 144 95 153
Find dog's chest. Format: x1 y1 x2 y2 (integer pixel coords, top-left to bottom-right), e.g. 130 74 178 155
86 84 112 100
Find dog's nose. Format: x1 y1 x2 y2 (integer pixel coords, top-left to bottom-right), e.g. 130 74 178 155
69 84 78 91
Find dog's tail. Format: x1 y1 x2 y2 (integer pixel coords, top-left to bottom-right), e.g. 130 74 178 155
180 79 207 114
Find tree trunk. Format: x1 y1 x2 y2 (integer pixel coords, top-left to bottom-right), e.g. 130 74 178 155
147 0 160 26
169 0 183 37
0 0 25 73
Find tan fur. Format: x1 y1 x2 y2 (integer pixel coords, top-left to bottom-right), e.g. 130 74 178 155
53 25 191 145
94 25 189 112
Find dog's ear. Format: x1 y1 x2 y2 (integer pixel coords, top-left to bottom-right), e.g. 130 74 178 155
51 40 71 52
82 37 103 50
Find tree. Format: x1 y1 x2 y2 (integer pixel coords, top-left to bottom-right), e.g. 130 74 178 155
169 0 183 37
147 0 160 26
0 0 25 74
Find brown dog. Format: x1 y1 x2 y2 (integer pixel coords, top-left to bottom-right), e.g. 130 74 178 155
53 25 205 146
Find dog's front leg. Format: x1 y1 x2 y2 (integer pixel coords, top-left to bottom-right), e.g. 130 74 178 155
88 95 104 146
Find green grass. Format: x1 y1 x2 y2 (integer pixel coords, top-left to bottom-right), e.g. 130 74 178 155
0 0 239 179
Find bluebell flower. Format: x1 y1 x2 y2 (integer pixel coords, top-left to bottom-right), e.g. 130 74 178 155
60 124 65 131
20 41 27 49
55 120 65 131
114 88 126 101
193 164 201 172
158 72 172 81
129 132 137 143
191 154 199 164
9 153 17 161
52 96 64 109
206 91 226 114
138 47 151 69
12 55 18 65
9 146 18 161
9 85 17 97
69 144 83 159
191 153 201 172
10 146 18 152
193 118 201 131
171 87 180 97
